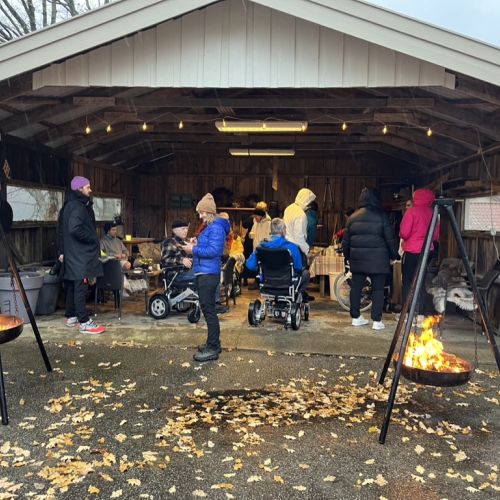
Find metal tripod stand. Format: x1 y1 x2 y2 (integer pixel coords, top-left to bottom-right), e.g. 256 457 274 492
377 198 500 444
0 204 52 425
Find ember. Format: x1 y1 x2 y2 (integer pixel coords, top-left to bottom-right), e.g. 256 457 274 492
0 315 23 331
403 316 467 373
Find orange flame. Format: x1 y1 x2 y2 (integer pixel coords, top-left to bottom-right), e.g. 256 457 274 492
403 315 464 373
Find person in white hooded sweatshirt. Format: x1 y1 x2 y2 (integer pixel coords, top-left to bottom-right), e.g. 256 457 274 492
283 188 316 257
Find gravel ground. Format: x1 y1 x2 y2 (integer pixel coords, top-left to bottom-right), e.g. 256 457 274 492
0 338 498 499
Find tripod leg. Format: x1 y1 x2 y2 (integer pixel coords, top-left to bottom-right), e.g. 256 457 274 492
444 205 500 371
0 352 8 425
1 224 52 373
379 205 439 444
379 261 420 385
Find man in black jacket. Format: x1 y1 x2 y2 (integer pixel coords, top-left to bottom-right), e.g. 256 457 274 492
342 187 399 331
58 176 105 334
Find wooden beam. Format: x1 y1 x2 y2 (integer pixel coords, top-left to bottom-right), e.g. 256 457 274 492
0 74 33 102
73 96 116 106
112 96 435 109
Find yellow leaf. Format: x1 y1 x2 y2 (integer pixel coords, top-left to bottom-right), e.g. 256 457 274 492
110 490 123 498
211 483 234 490
115 433 127 443
365 459 375 465
273 475 284 484
88 486 100 494
168 485 176 494
323 476 336 482
247 475 262 483
192 490 207 497
375 474 387 487
127 479 141 486
293 485 307 491
454 450 468 462
416 465 425 475
414 445 425 455
368 426 379 433
298 464 310 469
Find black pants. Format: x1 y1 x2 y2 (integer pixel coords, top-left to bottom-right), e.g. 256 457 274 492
64 279 89 323
196 274 221 350
350 273 386 321
402 252 422 313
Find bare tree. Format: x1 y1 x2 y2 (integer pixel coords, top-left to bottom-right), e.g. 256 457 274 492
0 0 114 43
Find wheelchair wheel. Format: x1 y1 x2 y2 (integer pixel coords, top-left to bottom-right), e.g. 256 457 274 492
304 303 309 321
187 306 201 323
248 300 261 326
335 274 372 313
290 303 301 330
149 294 170 319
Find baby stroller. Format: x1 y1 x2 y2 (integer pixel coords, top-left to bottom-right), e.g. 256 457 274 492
148 265 201 322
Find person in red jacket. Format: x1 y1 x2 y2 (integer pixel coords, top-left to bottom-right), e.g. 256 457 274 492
399 188 440 312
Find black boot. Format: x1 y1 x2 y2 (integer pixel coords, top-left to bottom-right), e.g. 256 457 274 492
193 347 220 362
197 344 222 354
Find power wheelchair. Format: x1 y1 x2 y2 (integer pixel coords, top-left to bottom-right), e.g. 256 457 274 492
247 247 310 330
148 265 201 323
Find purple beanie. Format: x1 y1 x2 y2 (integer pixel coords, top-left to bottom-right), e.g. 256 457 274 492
71 176 90 191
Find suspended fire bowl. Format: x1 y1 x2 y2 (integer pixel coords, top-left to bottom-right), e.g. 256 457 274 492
0 315 24 344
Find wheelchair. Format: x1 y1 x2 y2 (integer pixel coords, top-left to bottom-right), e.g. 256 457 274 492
247 247 310 330
148 266 201 323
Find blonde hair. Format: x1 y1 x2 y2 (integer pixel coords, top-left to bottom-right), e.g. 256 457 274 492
256 201 268 212
205 213 216 224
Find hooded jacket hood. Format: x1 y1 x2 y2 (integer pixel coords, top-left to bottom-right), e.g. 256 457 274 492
412 189 435 208
294 188 316 210
358 187 382 209
214 215 231 235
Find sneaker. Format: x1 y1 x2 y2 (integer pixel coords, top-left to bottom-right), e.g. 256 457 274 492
372 321 385 330
65 316 79 327
352 316 369 327
79 319 106 335
216 304 229 315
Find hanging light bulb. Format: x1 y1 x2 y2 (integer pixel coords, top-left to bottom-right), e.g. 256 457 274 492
84 124 91 135
341 122 347 131
178 120 184 130
141 122 148 132
106 124 112 133
426 127 433 137
382 124 388 135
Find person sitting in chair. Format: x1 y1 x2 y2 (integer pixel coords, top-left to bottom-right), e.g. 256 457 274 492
245 218 311 300
161 220 195 285
100 222 131 270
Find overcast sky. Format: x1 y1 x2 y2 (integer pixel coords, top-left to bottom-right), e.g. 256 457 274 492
364 0 500 47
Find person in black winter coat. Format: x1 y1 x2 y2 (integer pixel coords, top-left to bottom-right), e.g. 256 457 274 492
342 187 399 330
57 176 105 334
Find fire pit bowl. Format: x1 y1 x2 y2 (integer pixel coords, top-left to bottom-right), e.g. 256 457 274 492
0 315 24 344
393 353 473 387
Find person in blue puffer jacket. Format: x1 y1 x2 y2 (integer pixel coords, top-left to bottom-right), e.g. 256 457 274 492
182 193 230 362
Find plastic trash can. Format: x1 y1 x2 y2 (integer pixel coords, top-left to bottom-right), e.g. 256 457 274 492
0 271 44 323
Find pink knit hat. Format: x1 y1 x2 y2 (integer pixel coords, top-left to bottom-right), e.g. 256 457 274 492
70 176 90 191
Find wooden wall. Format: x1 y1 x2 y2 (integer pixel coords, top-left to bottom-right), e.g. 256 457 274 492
135 154 405 240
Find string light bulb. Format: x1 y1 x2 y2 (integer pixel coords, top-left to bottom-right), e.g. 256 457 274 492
106 124 112 134
426 127 433 137
141 122 148 132
178 120 184 130
382 124 388 135
84 125 91 135
341 122 347 131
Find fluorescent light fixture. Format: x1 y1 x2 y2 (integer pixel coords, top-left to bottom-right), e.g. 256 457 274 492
229 148 295 157
216 120 307 133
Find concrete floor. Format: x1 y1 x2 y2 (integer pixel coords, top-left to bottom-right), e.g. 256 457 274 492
1 284 498 499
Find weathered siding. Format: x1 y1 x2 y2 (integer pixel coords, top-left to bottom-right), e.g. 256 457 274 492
33 0 450 89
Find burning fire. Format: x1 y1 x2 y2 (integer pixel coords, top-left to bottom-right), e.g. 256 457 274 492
403 315 465 373
0 315 22 331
